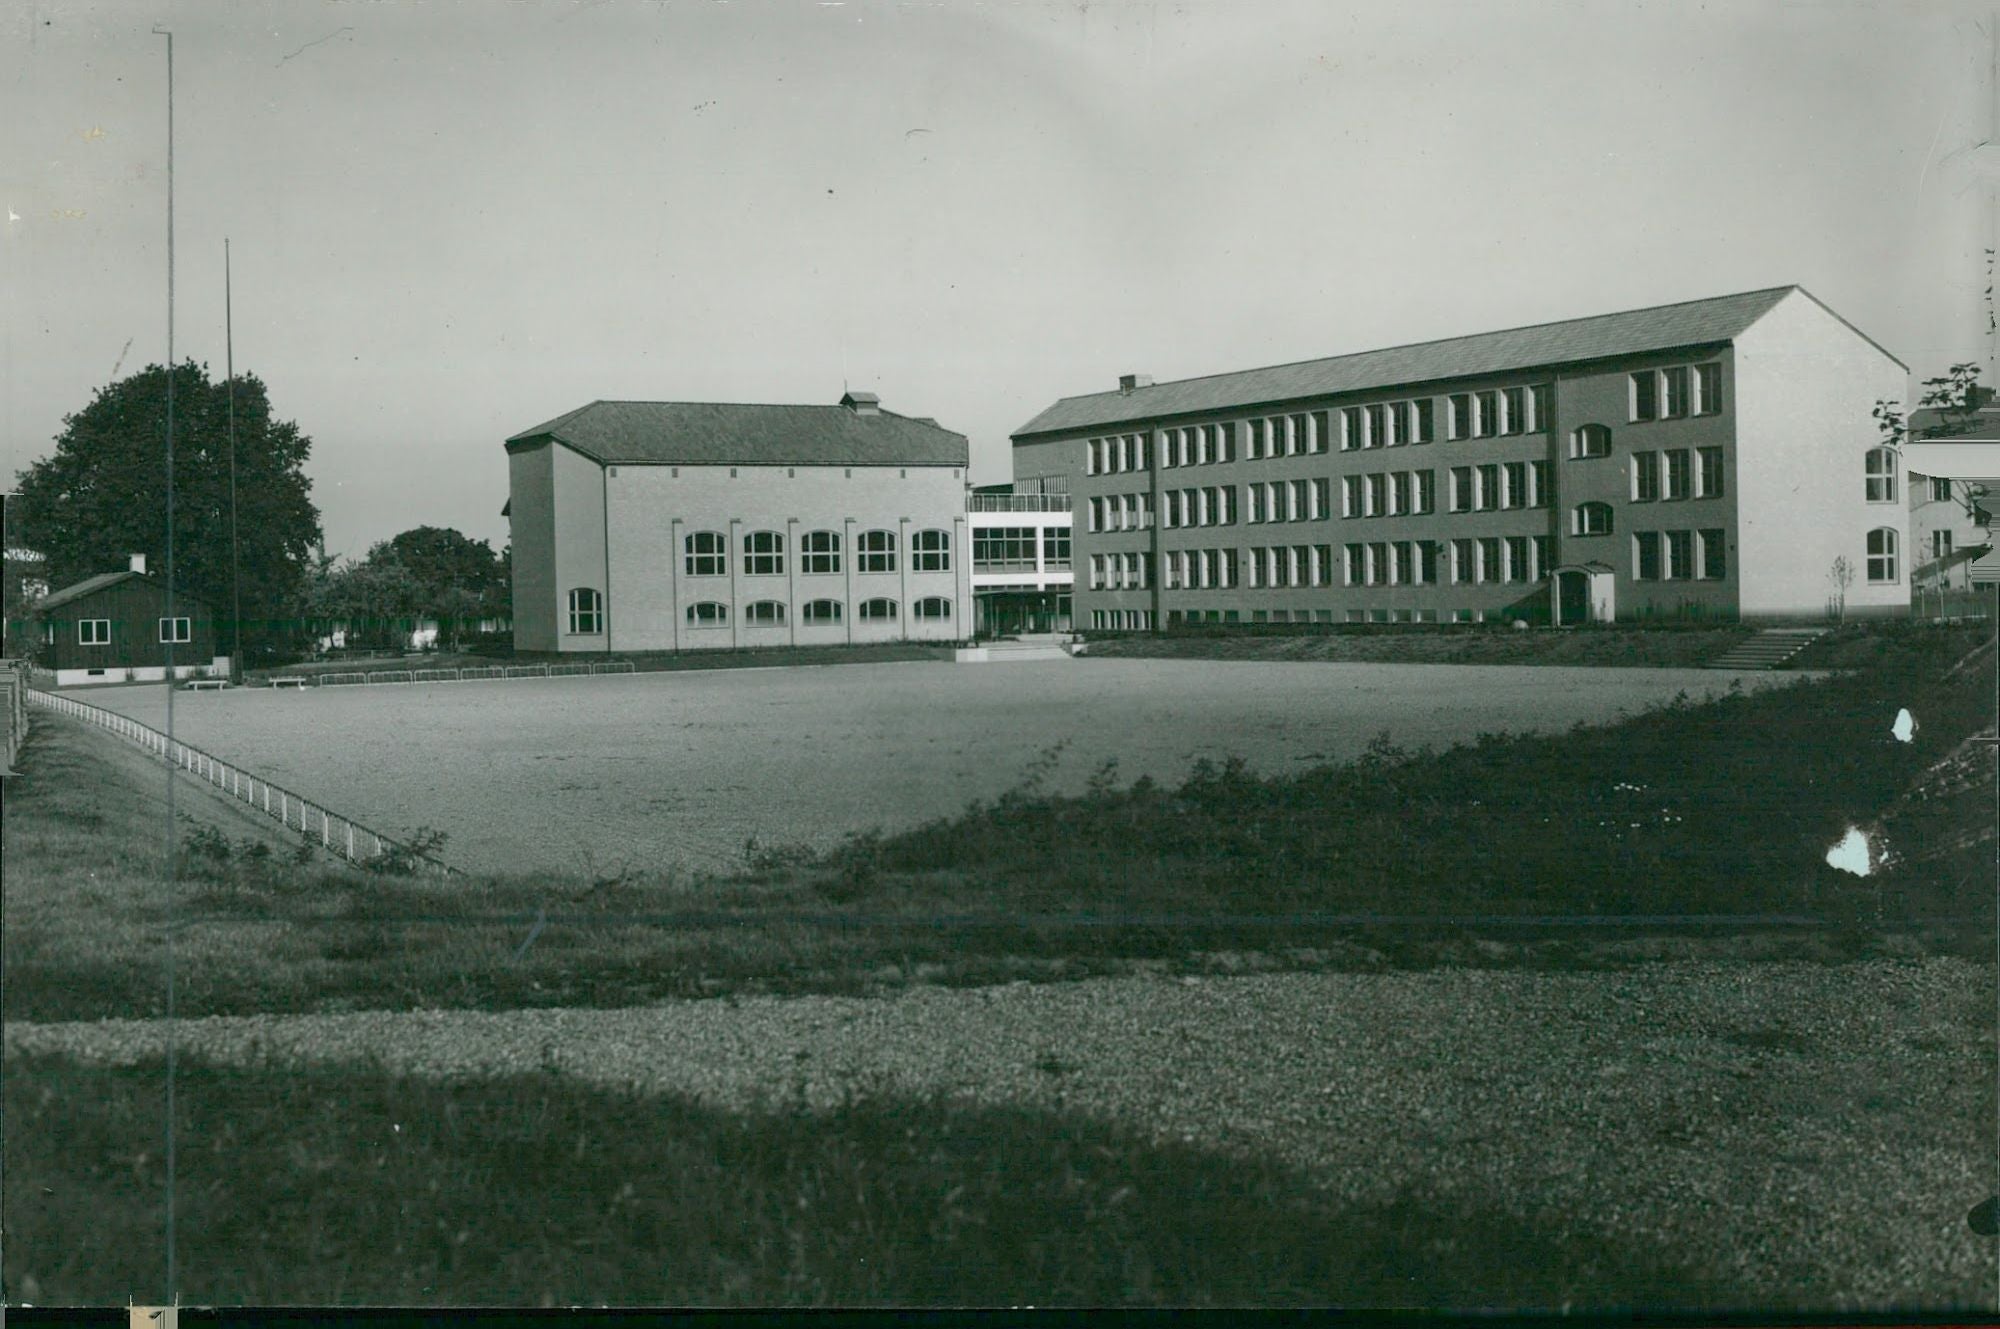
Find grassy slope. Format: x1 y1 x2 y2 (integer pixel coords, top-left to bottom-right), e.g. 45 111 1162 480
1084 624 1756 668
4 624 1993 1023
248 641 951 683
7 1054 1729 1309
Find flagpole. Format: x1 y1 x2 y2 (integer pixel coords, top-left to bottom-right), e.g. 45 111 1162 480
227 238 241 681
151 21 179 1306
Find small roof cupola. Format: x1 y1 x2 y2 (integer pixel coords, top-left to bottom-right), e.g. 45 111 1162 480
840 390 882 416
129 553 147 575
1118 374 1153 394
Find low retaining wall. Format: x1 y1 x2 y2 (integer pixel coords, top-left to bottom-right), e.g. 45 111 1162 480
22 688 450 874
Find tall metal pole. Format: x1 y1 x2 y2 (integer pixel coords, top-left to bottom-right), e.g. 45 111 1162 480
226 238 241 681
152 23 179 1306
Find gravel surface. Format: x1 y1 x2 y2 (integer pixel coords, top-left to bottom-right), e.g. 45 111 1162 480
9 958 1992 1308
73 660 1793 874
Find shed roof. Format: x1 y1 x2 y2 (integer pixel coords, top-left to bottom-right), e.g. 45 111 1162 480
38 570 208 612
506 399 968 468
1012 285 1888 439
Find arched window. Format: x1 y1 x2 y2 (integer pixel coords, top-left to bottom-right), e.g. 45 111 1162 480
1866 527 1899 582
567 588 603 635
743 530 785 576
859 597 898 620
802 599 843 624
801 530 841 575
1570 502 1613 536
914 596 952 619
686 601 728 626
1570 424 1612 459
858 529 897 573
1864 448 1898 503
744 600 786 625
685 531 727 577
912 528 950 572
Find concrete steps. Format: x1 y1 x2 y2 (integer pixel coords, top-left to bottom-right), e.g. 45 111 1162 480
1702 628 1827 671
956 636 1080 664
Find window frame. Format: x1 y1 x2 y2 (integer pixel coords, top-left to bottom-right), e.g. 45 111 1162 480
857 529 898 574
157 616 192 644
911 528 951 573
859 596 900 620
801 529 842 575
685 530 728 578
567 588 604 636
79 618 112 647
743 529 786 577
1866 527 1899 583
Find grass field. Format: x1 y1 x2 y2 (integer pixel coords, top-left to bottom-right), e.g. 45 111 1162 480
7 623 1995 1308
75 657 1802 873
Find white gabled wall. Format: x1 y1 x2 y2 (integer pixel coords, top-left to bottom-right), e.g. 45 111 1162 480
550 443 611 652
1730 290 1908 621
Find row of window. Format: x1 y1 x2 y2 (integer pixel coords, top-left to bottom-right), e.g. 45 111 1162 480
1089 552 1152 591
563 587 953 635
680 529 951 578
971 526 1071 571
1629 363 1723 423
67 617 192 646
1089 609 1157 630
1086 383 1559 477
1631 448 1726 502
1629 530 1730 583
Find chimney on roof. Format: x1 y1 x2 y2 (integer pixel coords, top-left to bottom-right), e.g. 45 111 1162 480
841 390 882 416
129 553 147 575
1118 374 1153 395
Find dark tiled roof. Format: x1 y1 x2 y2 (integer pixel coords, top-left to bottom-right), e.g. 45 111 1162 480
1012 286 1871 439
38 570 207 612
507 400 969 468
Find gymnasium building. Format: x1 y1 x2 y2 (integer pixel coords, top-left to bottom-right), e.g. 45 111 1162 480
1010 286 1913 628
506 392 973 653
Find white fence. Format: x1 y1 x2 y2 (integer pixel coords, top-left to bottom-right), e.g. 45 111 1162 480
24 688 451 874
1 661 26 771
298 660 634 688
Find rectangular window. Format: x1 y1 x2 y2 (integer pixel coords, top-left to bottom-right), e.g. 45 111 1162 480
1504 535 1530 583
1369 542 1390 587
1087 440 1101 476
1344 543 1364 586
1042 527 1070 569
1247 483 1264 524
1476 464 1500 511
1633 532 1662 581
1933 475 1954 502
1217 422 1236 463
1389 471 1410 517
858 530 897 573
1385 403 1405 447
1311 476 1331 520
1392 541 1414 586
78 619 111 646
1478 537 1502 584
1341 475 1361 518
1289 479 1308 521
1632 451 1661 502
1414 469 1437 515
1341 407 1364 451
1662 366 1691 419
1310 411 1330 454
1665 450 1691 501
1528 460 1549 508
1695 363 1722 415
1449 466 1473 513
1288 414 1309 456
1502 462 1527 510
1531 535 1551 582
1088 498 1102 533
1630 371 1658 422
1365 473 1387 517
1666 529 1694 580
1501 387 1525 436
1448 538 1472 584
1697 446 1725 498
1699 528 1726 579
158 616 191 644
1934 529 1955 560
1474 391 1498 438
1418 540 1440 585
912 528 950 572
1529 384 1551 433
1365 404 1387 448
1449 394 1472 440
1413 398 1436 443
1313 544 1333 586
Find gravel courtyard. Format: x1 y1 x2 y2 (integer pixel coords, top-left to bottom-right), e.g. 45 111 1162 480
78 659 1796 874
8 958 1990 1309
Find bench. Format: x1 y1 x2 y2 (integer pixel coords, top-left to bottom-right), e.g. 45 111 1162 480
184 678 229 691
269 676 312 690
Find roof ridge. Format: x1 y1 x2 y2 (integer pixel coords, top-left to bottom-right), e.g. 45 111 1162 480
1039 284 1800 407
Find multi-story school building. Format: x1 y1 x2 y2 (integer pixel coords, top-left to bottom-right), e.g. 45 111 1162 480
505 392 973 652
1010 286 1911 628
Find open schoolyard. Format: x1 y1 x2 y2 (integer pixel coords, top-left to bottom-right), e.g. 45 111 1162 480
74 658 1801 873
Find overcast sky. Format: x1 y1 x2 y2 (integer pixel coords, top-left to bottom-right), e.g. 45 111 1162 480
3 0 1994 560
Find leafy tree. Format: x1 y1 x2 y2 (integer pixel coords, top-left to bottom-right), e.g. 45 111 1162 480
12 361 323 664
310 527 505 651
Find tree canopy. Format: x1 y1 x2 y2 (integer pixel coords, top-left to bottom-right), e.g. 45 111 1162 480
310 526 508 650
13 361 323 662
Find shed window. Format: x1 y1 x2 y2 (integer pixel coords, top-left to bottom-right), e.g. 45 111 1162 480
158 617 191 644
79 618 111 646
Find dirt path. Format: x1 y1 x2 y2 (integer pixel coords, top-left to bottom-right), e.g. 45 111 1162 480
8 958 1992 1307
